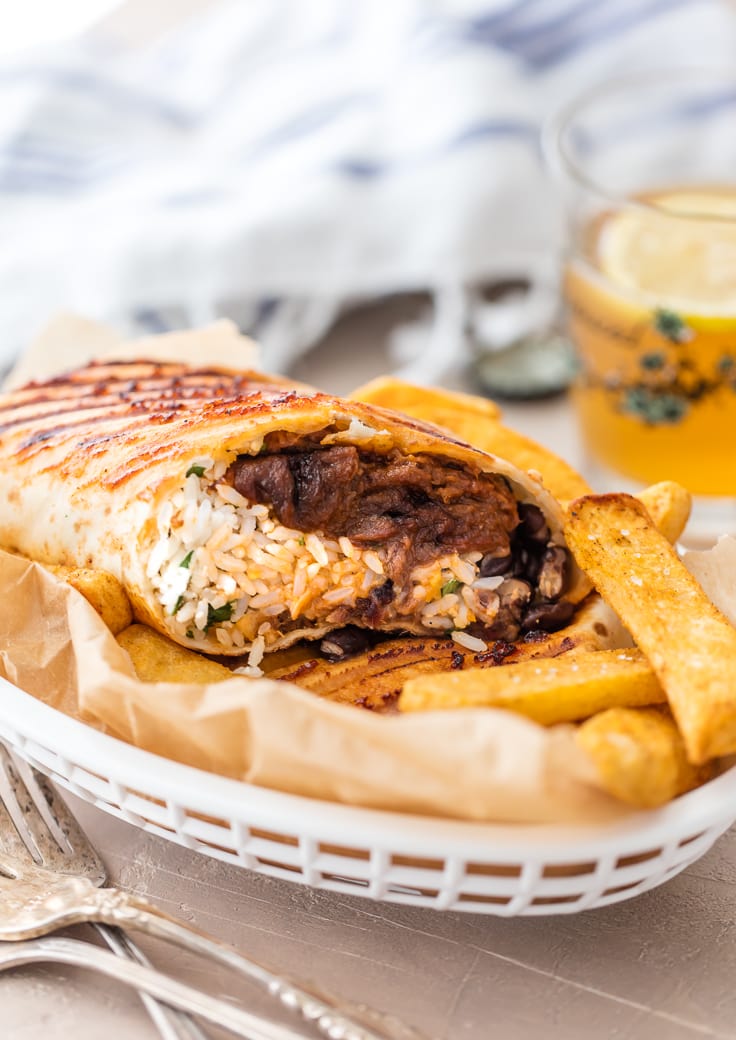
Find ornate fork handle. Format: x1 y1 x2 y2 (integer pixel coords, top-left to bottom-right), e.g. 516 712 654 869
82 884 426 1040
0 935 309 1040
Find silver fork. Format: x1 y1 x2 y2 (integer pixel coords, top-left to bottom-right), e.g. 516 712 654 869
0 744 425 1040
0 745 206 1040
0 935 313 1039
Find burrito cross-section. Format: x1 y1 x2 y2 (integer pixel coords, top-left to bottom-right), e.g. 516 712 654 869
0 361 590 663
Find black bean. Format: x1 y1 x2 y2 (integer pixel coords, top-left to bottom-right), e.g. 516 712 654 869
510 551 526 578
517 502 550 545
508 546 541 583
537 546 569 601
523 547 543 585
521 599 575 633
483 578 532 640
511 549 528 582
320 626 374 662
498 577 533 611
479 552 512 578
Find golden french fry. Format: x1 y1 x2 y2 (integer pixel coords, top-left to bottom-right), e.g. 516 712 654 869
0 547 134 635
462 423 593 503
349 376 502 421
636 481 691 544
576 707 713 809
48 565 133 634
566 493 736 763
269 594 624 711
399 648 665 723
351 378 689 543
117 624 233 683
350 377 591 503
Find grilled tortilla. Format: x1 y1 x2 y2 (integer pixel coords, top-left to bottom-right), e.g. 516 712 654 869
0 360 590 658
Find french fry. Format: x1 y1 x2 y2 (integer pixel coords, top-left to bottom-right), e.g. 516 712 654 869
269 594 625 711
459 423 593 503
0 545 134 635
399 648 665 723
116 594 621 709
48 565 133 634
576 707 713 809
350 377 591 503
636 481 691 544
349 376 502 421
117 624 233 683
566 493 736 763
350 379 690 545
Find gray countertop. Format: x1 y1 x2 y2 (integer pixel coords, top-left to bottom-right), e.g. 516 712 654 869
5 793 735 1040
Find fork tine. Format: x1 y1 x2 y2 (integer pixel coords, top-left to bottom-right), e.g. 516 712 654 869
27 766 107 883
0 846 25 879
0 787 33 861
0 746 207 1040
0 745 46 864
11 755 74 853
0 747 106 883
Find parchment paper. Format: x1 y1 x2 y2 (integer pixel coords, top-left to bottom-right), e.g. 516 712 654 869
684 536 736 627
0 316 633 823
0 548 629 823
3 313 259 388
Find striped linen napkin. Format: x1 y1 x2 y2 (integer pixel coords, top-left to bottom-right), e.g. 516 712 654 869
1 0 735 377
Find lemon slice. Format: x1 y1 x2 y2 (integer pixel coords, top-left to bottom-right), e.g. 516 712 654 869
598 187 736 316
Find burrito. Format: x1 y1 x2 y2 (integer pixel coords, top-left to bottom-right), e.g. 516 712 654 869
0 360 590 665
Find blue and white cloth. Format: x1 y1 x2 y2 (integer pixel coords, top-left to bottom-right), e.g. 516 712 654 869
1 0 735 376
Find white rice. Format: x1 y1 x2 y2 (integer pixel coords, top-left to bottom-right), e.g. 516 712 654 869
362 550 384 575
451 630 489 653
248 635 266 668
473 576 505 591
149 455 499 667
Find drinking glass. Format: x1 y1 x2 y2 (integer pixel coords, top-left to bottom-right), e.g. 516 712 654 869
546 68 736 542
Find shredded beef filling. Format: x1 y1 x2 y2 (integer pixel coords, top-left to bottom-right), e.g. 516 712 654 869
226 439 573 643
229 445 519 596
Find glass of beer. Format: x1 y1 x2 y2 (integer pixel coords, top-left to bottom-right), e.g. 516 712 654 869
547 69 736 541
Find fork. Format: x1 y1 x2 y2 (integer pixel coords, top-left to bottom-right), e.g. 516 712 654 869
0 750 317 1040
0 935 314 1039
0 745 206 1040
0 744 424 1040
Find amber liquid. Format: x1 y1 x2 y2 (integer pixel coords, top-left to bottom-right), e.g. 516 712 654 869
564 190 736 496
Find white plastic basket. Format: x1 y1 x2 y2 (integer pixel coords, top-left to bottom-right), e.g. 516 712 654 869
0 676 733 916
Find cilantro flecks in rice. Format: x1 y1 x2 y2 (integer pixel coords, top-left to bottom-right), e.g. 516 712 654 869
148 456 500 670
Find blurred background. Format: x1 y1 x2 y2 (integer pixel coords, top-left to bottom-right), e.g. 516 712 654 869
1 0 736 390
